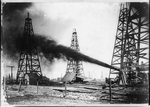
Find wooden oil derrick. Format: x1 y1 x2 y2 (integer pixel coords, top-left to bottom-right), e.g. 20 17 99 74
65 28 84 82
16 13 42 85
107 3 149 102
109 3 149 85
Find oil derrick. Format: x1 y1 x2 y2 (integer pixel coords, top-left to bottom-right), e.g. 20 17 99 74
16 13 42 83
109 3 149 85
66 28 84 82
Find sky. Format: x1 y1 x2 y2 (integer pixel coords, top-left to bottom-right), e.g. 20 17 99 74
3 2 122 79
28 2 121 79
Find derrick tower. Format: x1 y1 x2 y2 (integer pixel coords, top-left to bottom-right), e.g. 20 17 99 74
109 3 149 85
16 13 42 82
66 28 84 82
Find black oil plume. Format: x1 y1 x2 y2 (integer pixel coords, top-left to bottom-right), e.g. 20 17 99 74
35 35 120 71
2 3 33 60
2 3 120 71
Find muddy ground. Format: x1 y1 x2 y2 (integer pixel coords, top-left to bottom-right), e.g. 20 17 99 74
2 82 149 106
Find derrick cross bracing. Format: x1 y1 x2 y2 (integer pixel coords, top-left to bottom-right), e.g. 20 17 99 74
65 28 84 82
109 3 149 85
16 13 42 83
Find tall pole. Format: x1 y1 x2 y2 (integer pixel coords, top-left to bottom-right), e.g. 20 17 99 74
64 82 67 97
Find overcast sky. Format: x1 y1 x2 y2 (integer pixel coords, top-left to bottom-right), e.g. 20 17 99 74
2 0 149 80
2 2 125 80
23 2 120 79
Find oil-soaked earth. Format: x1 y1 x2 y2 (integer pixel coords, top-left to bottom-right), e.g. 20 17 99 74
1 83 149 106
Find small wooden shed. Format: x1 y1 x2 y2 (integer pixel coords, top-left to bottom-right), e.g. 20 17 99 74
24 73 39 85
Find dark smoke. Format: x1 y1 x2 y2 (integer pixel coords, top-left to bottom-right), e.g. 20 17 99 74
2 3 120 71
2 3 32 60
34 35 120 71
3 3 32 14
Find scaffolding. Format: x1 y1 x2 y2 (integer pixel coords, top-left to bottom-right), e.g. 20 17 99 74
107 3 149 102
16 13 42 83
109 3 149 85
65 29 84 82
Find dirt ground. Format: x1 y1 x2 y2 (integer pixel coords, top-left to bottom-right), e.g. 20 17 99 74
2 83 148 106
2 83 111 106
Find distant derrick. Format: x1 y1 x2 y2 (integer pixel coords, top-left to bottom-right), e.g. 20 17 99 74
16 13 42 84
65 28 84 82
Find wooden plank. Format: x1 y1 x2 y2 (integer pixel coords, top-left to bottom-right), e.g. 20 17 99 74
53 88 93 93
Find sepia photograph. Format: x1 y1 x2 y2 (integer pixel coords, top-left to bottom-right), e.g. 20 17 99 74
1 0 149 106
